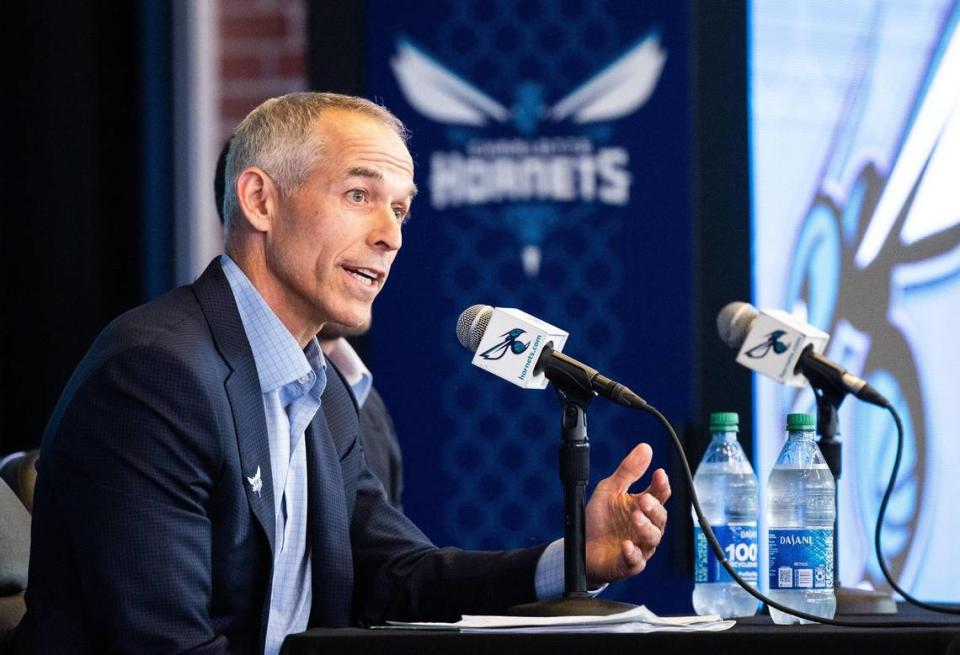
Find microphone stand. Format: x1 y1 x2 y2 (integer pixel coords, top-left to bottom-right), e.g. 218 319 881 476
508 355 635 616
812 385 897 615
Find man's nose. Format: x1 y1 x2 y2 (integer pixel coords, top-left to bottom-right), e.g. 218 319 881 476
371 204 402 251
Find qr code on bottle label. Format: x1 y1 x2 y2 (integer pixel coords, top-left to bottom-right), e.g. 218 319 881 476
778 567 793 588
768 528 832 589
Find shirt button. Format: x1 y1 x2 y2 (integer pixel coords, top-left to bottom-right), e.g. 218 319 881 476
299 374 310 385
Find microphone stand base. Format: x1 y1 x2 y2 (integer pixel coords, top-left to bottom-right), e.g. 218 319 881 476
835 586 898 615
506 596 636 617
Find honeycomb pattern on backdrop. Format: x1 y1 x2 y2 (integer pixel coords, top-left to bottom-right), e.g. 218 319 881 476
431 0 638 548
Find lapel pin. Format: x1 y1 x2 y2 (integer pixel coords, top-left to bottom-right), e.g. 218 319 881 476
247 465 263 498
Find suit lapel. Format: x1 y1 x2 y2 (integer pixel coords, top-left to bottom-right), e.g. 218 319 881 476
192 259 276 555
226 365 276 555
306 366 359 626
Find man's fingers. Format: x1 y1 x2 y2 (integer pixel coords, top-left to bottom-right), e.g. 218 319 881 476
644 468 671 504
631 508 664 548
638 495 668 532
620 540 647 574
603 443 653 495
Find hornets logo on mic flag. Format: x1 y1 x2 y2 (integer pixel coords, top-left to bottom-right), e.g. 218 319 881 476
479 328 530 360
470 308 568 390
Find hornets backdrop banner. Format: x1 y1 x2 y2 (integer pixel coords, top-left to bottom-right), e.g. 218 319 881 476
360 2 693 609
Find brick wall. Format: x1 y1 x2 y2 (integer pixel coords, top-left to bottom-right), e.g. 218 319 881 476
218 0 308 142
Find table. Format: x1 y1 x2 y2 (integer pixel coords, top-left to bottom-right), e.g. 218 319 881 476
282 604 959 655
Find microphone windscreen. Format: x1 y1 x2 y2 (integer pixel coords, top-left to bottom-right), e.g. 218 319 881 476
456 304 494 352
717 301 759 349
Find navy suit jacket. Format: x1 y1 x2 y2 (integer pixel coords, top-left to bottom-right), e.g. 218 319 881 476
18 260 545 654
358 387 403 511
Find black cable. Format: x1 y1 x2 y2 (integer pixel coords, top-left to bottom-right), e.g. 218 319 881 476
876 404 959 614
632 400 954 627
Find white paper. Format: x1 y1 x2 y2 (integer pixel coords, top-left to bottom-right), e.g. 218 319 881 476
460 620 736 634
382 605 734 633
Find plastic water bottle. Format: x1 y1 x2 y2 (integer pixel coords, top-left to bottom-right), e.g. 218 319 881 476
691 412 760 618
766 412 836 624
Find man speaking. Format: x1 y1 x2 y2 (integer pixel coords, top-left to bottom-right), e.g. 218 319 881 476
17 93 671 654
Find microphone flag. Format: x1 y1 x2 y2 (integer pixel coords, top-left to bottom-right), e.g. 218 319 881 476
470 307 568 390
734 309 829 388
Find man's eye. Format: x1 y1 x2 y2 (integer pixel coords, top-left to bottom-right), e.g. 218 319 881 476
393 207 409 222
347 190 366 202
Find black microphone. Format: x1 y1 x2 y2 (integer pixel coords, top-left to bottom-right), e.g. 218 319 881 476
717 301 890 407
456 304 647 409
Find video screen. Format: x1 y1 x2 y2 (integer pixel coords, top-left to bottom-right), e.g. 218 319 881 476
749 1 959 602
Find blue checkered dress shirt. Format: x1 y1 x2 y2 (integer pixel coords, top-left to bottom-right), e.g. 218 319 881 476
222 256 324 655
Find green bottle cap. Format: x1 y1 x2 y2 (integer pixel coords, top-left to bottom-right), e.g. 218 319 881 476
786 413 816 431
709 412 739 432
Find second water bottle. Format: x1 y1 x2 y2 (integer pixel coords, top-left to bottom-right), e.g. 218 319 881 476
766 412 837 624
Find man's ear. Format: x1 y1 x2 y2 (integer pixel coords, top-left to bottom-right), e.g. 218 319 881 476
236 167 278 232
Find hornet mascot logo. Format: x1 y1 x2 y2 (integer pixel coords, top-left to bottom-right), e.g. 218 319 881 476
391 34 665 131
745 330 789 359
479 328 530 360
390 32 666 277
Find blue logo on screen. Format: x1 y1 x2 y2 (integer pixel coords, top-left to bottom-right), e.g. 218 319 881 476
772 16 960 594
479 328 529 360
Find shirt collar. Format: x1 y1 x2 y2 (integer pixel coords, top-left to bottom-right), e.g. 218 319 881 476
321 337 373 407
220 255 326 397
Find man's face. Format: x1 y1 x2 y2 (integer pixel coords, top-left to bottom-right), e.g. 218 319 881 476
264 110 415 334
